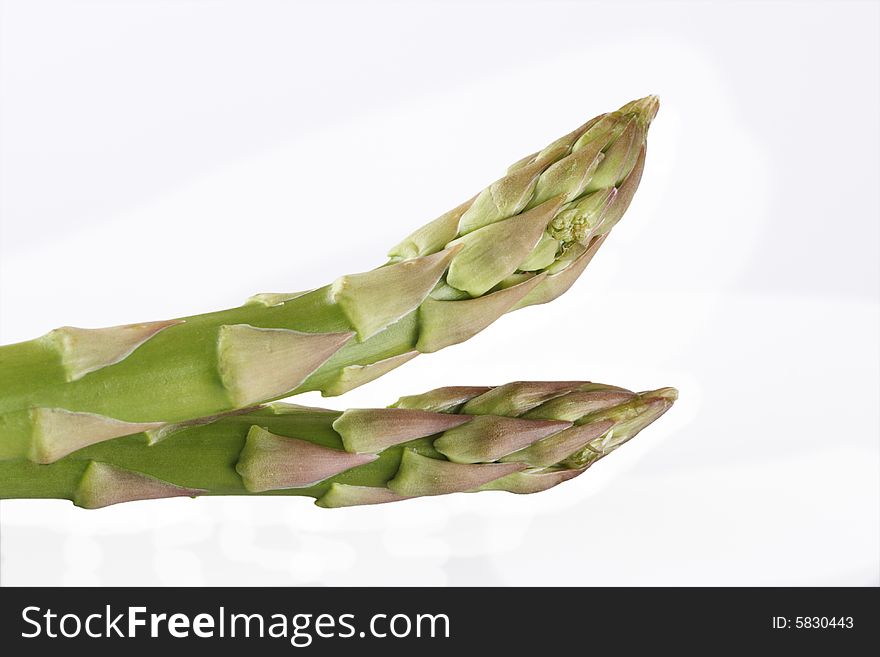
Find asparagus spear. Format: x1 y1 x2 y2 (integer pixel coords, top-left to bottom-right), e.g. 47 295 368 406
0 380 677 508
0 97 659 464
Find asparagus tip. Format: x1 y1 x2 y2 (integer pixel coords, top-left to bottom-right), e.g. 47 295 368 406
645 386 678 403
621 95 660 123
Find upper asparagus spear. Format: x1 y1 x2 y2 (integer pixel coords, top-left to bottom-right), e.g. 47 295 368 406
0 380 677 509
0 97 659 464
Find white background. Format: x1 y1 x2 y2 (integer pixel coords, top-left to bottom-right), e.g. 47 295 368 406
0 0 877 586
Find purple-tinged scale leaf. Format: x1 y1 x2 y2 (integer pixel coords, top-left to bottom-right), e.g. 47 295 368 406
501 419 615 467
74 461 205 509
46 319 184 383
433 415 571 464
416 274 546 353
391 386 494 413
333 408 472 453
217 324 354 407
30 408 164 464
461 380 587 417
594 145 647 235
584 117 640 192
524 389 637 422
387 449 527 497
236 426 377 492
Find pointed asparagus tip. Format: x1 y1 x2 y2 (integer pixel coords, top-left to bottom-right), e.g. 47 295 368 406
615 387 678 438
646 386 678 403
619 95 660 124
627 387 678 429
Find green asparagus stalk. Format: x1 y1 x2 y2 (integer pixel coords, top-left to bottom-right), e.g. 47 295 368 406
0 97 659 464
0 380 677 509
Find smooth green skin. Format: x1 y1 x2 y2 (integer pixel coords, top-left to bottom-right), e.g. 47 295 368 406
0 97 659 460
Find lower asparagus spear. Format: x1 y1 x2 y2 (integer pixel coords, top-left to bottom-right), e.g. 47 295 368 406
0 381 676 508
